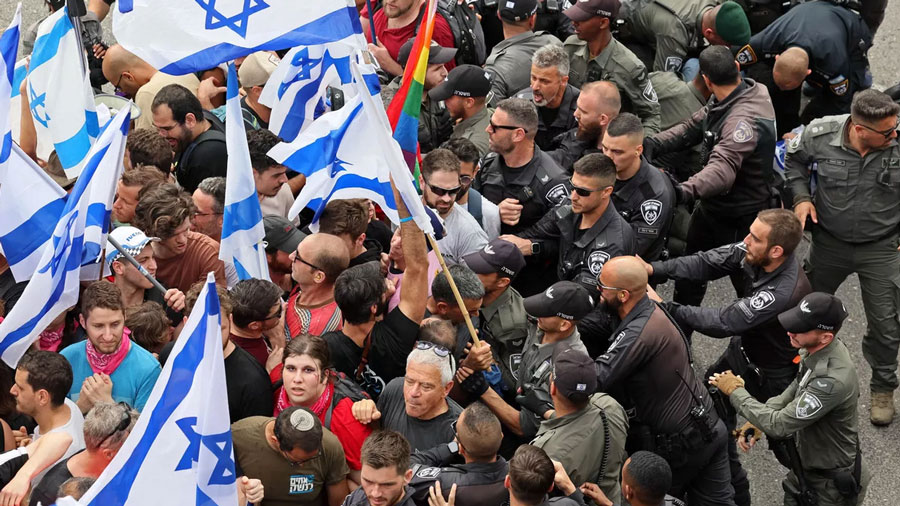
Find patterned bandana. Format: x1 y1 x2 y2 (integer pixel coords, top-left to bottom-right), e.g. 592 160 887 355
85 328 132 375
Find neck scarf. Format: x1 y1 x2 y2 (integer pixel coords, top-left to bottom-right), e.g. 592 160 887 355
39 324 65 352
274 374 335 419
85 328 132 375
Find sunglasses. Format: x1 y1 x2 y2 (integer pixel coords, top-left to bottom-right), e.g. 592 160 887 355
569 178 607 197
99 402 132 448
415 341 456 370
489 121 527 134
857 118 900 139
598 282 627 292
263 305 283 321
426 182 462 197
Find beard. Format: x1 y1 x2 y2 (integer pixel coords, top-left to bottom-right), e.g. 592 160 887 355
598 295 622 318
576 122 603 143
745 248 772 268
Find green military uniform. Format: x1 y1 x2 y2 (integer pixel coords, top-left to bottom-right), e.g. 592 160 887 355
479 285 531 396
484 30 562 105
650 70 706 130
532 393 629 503
785 115 900 394
624 0 717 74
729 338 870 505
563 35 661 135
451 106 492 157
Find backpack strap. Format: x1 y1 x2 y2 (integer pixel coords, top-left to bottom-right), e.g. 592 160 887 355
179 128 226 172
467 188 484 228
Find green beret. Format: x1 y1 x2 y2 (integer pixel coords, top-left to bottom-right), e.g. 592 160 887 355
715 1 751 47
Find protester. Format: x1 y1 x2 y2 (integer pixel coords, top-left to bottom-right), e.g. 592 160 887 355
319 200 387 269
190 176 226 242
124 128 175 174
365 0 456 77
341 430 415 506
112 165 168 226
441 138 501 240
228 279 286 369
285 234 349 339
264 215 307 295
124 302 171 356
247 129 297 220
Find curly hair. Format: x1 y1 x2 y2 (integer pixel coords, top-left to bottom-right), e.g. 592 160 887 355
125 301 170 354
184 281 232 318
246 128 283 173
126 129 175 174
318 199 369 240
132 183 195 239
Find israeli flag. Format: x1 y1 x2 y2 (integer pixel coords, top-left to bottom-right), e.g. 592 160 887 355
0 3 20 174
79 273 239 505
27 7 99 176
219 62 268 281
0 143 67 283
8 57 26 149
268 62 434 234
0 107 129 368
259 37 380 142
113 0 364 76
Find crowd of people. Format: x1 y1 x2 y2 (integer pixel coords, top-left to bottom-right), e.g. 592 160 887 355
0 0 896 504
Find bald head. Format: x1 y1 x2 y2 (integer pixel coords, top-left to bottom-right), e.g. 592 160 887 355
303 233 350 283
601 256 648 294
583 80 621 117
102 44 157 98
773 47 810 91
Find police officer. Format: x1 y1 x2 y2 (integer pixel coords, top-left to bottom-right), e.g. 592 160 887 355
649 70 709 183
547 80 621 171
562 0 661 136
644 209 811 506
429 65 494 156
515 44 579 150
785 89 900 427
503 153 636 293
623 0 750 76
736 0 873 135
602 113 675 261
474 97 569 295
711 293 870 506
595 256 735 506
394 39 457 153
463 239 531 401
408 403 510 505
532 347 629 502
474 281 594 441
645 45 776 309
485 0 562 104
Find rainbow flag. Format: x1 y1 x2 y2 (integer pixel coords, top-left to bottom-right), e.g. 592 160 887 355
386 0 437 180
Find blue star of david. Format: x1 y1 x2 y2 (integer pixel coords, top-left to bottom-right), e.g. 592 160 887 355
29 83 50 128
175 417 236 486
194 0 269 38
331 157 351 177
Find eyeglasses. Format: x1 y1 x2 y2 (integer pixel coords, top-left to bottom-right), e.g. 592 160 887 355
114 73 125 95
451 419 467 451
282 448 321 467
99 402 132 448
459 175 473 186
598 282 627 292
489 121 527 134
192 212 223 218
155 123 180 133
292 252 323 272
569 178 607 198
857 118 900 139
263 305 282 321
426 182 462 197
415 341 456 370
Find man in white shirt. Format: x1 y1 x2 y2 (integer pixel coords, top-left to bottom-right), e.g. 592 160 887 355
10 351 85 485
443 138 502 241
419 149 489 265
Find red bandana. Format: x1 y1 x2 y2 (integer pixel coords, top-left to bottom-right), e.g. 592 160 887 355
274 375 335 418
85 328 132 375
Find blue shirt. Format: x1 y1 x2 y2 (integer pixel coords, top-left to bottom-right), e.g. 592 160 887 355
60 341 161 411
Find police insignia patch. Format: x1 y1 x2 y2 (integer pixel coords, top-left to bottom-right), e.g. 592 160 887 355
417 467 442 479
642 81 658 103
788 132 802 151
545 183 568 204
733 120 754 143
796 391 823 419
829 76 849 96
735 45 757 65
640 199 662 225
509 353 522 380
749 290 776 311
588 250 610 276
665 56 683 73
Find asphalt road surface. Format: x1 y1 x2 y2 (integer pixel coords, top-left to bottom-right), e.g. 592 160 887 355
4 1 900 504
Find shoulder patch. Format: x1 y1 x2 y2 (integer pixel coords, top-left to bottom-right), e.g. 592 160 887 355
640 199 663 225
416 467 442 479
733 120 754 143
588 250 611 276
545 183 569 205
829 75 849 96
664 56 683 73
642 80 658 103
795 391 824 419
749 290 776 311
787 132 802 151
735 44 757 65
808 377 835 394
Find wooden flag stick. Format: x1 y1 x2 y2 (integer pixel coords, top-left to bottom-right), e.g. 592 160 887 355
426 233 480 346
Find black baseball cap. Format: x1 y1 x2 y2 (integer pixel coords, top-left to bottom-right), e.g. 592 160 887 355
398 39 458 68
563 0 621 21
778 292 849 334
428 64 492 102
523 281 594 321
500 0 538 22
463 238 527 280
263 215 306 254
552 345 598 402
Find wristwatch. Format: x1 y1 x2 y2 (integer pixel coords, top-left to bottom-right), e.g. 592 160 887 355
531 242 541 255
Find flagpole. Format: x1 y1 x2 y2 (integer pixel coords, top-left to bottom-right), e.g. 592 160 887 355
108 235 170 294
425 234 481 346
365 0 377 45
66 0 89 75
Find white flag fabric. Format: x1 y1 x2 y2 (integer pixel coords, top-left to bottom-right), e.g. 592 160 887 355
78 273 238 505
0 143 67 282
267 62 433 234
112 0 364 76
259 36 379 142
219 62 268 281
8 57 26 150
0 3 20 177
0 108 129 367
27 7 99 176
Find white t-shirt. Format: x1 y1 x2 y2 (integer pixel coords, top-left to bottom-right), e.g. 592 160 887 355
32 398 85 486
460 196 501 241
436 204 489 265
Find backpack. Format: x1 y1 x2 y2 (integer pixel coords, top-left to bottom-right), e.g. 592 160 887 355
467 188 484 228
414 0 487 66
